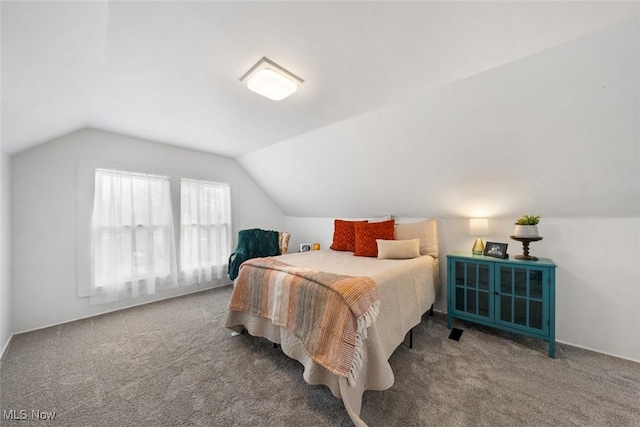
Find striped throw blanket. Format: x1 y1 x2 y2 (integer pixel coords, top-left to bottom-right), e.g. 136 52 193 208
228 257 380 385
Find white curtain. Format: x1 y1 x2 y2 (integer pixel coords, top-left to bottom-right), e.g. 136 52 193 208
90 169 178 305
180 179 232 285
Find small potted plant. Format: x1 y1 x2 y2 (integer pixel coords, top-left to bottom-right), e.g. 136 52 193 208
514 214 541 238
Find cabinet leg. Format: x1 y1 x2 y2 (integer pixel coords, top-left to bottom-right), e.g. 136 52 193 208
549 341 556 358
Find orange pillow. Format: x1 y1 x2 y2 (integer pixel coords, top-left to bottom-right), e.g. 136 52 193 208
354 219 395 257
330 219 368 252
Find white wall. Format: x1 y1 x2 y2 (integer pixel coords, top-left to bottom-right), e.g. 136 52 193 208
285 216 640 362
11 128 285 333
0 152 12 356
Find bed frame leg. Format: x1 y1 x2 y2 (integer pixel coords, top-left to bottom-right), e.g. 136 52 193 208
273 343 279 349
404 328 413 349
429 304 434 317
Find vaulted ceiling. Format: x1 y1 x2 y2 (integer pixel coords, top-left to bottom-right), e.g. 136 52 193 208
2 1 637 157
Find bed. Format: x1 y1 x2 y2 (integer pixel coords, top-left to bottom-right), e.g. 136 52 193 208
224 219 439 426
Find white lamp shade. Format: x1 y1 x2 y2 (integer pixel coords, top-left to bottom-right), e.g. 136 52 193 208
247 69 298 101
469 218 489 236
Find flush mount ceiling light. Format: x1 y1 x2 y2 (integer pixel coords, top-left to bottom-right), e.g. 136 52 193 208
240 57 303 101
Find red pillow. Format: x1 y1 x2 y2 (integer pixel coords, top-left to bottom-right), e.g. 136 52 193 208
330 219 368 252
354 219 395 257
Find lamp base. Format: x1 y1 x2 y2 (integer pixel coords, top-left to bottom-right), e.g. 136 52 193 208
472 237 485 255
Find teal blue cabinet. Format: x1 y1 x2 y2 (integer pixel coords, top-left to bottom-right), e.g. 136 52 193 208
447 251 557 358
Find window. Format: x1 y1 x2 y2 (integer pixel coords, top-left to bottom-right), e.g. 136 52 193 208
180 179 231 284
90 169 178 304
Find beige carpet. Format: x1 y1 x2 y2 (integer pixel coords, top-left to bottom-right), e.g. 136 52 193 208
1 285 639 426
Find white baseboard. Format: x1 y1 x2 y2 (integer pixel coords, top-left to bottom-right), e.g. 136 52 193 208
556 339 640 364
12 283 231 336
1 333 14 361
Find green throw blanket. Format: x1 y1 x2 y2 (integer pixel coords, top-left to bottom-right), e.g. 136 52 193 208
228 228 280 280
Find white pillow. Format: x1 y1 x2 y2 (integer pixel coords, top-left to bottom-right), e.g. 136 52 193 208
394 219 439 257
369 214 392 223
377 239 421 259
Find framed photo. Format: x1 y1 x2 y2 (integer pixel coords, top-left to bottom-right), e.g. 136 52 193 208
300 243 313 252
484 242 508 259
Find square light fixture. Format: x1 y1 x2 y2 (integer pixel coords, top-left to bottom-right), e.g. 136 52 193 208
240 57 303 101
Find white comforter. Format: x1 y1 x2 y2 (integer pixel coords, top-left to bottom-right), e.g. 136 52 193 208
224 249 436 426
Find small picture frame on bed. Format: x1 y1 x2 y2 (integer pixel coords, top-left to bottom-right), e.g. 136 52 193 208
484 242 508 259
300 243 313 252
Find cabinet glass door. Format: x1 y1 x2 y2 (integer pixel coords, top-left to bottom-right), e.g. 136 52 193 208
495 265 548 335
451 260 492 321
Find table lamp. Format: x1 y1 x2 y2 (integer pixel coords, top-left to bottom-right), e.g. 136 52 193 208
469 218 489 255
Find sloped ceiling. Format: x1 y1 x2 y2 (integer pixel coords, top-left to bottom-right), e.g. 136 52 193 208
238 16 640 219
2 1 637 158
2 1 638 220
